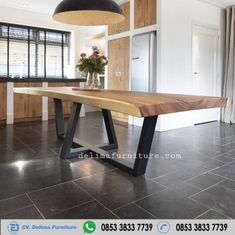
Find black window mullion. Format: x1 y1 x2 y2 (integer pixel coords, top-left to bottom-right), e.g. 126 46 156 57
35 30 38 78
28 28 30 78
7 26 9 78
67 34 71 67
44 31 46 78
61 33 64 78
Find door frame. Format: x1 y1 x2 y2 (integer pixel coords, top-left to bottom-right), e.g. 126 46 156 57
192 23 221 97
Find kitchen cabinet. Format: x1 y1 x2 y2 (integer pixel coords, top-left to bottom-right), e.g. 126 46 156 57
28 83 42 118
108 2 130 35
14 82 42 122
48 82 79 119
0 83 7 123
108 37 130 122
134 0 157 29
14 83 30 120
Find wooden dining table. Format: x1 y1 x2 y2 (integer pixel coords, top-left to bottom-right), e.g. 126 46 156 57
13 87 228 176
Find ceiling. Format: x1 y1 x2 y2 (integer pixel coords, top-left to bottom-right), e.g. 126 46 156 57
0 0 62 14
0 0 234 15
0 0 121 15
200 0 235 7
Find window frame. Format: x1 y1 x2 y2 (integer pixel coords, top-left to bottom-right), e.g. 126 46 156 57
0 22 71 79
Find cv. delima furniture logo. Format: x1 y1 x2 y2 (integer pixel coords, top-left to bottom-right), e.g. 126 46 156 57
7 221 20 234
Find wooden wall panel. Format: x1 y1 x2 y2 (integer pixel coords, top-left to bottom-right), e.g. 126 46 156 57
134 0 157 29
108 37 130 122
14 83 29 120
28 83 42 118
0 83 7 122
108 2 130 35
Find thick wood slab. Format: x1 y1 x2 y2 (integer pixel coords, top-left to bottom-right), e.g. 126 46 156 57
13 87 228 117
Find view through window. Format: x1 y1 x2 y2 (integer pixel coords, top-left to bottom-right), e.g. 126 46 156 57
0 23 70 79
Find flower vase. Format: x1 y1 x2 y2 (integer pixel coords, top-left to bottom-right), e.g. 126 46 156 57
86 72 101 90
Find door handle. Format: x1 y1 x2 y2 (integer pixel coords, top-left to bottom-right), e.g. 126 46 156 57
132 57 140 61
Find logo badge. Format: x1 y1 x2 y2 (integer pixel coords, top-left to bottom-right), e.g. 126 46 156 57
83 220 96 234
157 221 170 234
7 221 19 234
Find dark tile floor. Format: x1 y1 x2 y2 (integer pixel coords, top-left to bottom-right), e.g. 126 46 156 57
0 112 235 219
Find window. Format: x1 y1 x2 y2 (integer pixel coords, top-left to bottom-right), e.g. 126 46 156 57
0 22 70 78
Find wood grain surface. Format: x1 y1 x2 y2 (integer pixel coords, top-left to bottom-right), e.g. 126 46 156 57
13 87 228 117
0 83 7 121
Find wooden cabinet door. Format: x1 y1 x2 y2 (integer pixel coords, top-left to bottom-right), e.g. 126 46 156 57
119 37 130 91
108 39 121 90
108 37 130 123
66 82 79 87
134 0 157 29
0 83 7 121
28 83 42 118
108 2 130 35
14 83 29 120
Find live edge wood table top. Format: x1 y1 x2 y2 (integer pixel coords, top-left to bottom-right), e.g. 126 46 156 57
13 87 228 176
13 87 228 117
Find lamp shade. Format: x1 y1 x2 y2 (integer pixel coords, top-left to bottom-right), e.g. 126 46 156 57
53 0 125 26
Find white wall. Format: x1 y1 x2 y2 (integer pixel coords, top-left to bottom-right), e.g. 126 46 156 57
157 0 223 131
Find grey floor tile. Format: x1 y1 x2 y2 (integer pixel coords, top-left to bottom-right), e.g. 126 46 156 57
218 179 235 191
1 205 43 219
187 173 225 190
197 209 230 219
191 185 235 218
28 182 93 217
48 201 117 219
114 203 156 219
0 157 90 200
214 155 234 163
224 150 235 159
161 166 210 182
154 173 202 197
168 182 201 197
211 162 235 180
0 195 32 216
136 189 208 219
145 159 178 179
74 169 166 210
1 116 235 219
69 158 116 175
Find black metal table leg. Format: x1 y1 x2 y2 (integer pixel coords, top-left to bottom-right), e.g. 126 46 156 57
60 103 82 159
55 101 158 177
101 109 118 150
133 116 158 176
54 98 65 139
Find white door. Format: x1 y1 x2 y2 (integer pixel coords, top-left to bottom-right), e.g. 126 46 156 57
192 25 221 124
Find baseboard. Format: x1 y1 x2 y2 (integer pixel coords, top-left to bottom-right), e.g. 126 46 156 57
14 117 41 124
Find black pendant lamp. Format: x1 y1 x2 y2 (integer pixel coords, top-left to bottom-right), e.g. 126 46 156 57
53 0 125 26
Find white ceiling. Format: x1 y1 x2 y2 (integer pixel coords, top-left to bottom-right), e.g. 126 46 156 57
0 0 62 14
0 0 121 15
0 0 234 15
200 0 235 7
